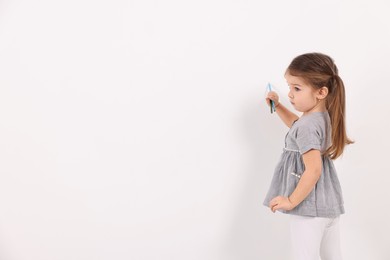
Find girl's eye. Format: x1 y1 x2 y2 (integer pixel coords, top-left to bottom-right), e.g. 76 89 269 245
288 85 301 91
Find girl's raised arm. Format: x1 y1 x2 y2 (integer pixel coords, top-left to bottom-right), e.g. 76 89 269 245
266 91 299 128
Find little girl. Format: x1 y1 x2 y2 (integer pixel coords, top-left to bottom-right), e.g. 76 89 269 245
263 53 353 260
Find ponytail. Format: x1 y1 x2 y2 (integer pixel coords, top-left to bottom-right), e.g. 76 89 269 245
325 75 354 159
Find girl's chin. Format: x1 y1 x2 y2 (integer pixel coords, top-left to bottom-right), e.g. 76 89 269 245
291 103 299 110
292 106 305 113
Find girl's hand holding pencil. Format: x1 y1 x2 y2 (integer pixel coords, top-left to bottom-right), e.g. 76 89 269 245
265 83 280 113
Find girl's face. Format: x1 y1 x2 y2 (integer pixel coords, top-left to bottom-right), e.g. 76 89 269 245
285 72 327 114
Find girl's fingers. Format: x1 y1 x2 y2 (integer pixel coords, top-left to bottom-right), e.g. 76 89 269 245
270 200 278 212
266 97 276 105
270 197 282 212
267 92 279 103
266 96 277 103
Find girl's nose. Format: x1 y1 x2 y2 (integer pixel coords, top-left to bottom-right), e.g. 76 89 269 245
288 91 293 99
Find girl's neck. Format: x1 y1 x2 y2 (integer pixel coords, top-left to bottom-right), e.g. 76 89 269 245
303 106 327 115
302 102 327 116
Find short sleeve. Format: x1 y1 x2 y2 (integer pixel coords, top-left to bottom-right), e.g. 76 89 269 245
295 124 322 155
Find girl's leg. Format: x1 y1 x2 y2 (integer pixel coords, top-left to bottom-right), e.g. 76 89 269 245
290 215 324 260
319 217 343 260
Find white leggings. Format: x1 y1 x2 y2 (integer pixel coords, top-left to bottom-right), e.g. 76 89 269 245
289 215 342 260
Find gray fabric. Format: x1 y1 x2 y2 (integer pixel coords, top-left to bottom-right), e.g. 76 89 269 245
263 111 345 218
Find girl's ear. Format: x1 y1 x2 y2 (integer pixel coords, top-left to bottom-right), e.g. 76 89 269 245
317 86 329 100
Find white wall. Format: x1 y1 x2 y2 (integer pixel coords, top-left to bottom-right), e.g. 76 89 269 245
0 0 389 259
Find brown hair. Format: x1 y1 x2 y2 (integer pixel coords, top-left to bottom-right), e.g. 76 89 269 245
286 52 353 159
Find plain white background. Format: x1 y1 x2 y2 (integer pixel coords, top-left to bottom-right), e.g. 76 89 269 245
0 0 389 259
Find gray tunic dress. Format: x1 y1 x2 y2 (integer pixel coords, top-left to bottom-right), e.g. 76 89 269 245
263 111 345 218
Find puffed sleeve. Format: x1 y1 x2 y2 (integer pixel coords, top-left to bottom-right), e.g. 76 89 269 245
295 124 323 155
